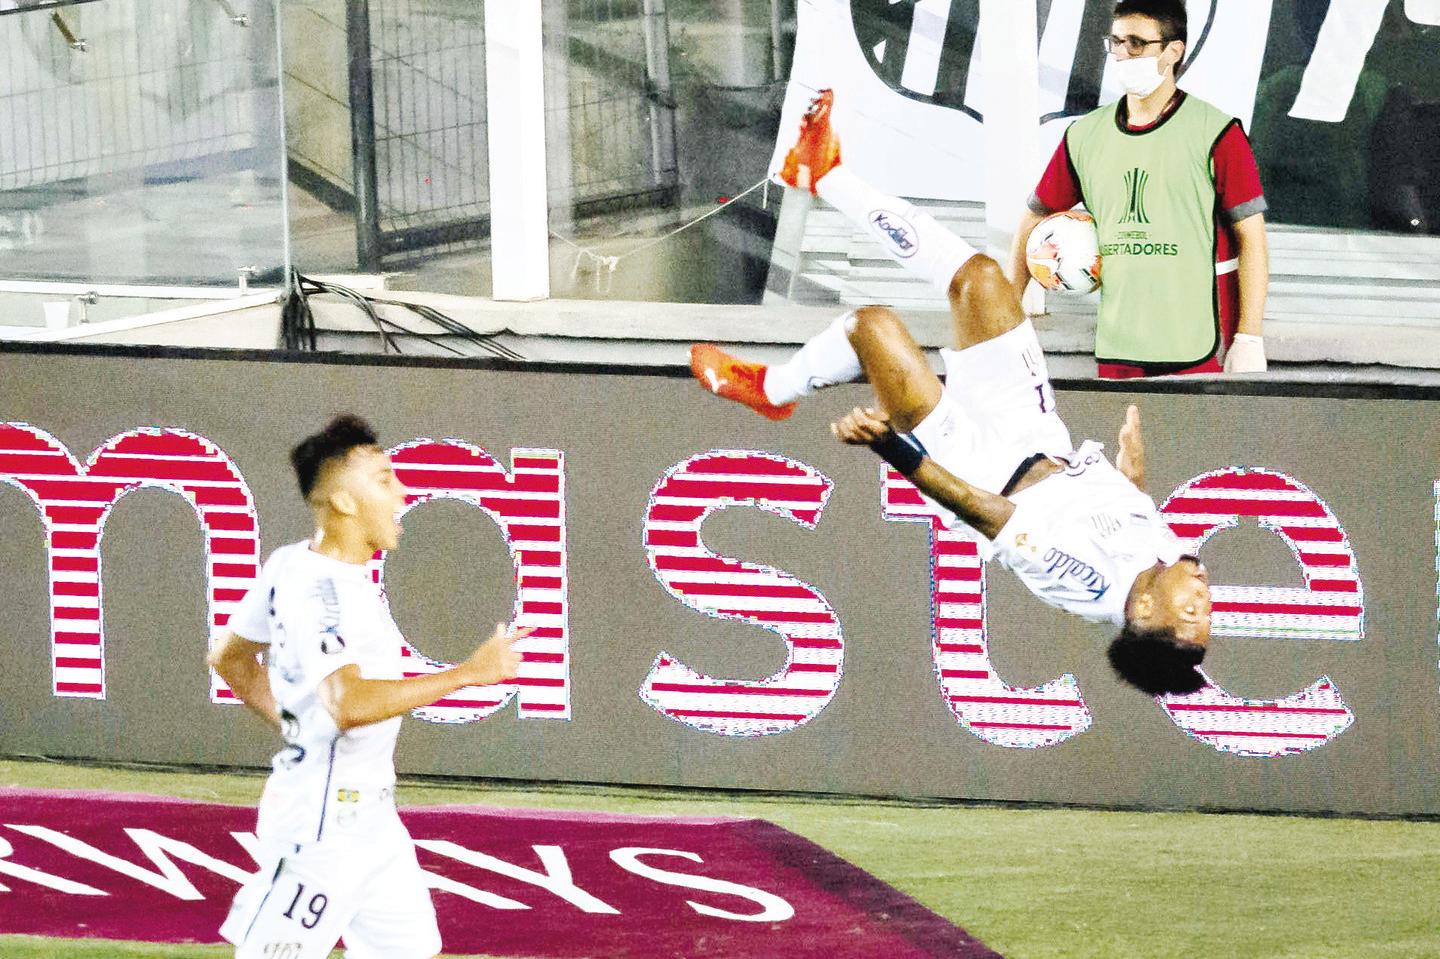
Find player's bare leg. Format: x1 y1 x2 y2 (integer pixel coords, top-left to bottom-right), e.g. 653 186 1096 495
945 253 1027 351
843 306 942 433
691 89 1004 422
690 304 944 432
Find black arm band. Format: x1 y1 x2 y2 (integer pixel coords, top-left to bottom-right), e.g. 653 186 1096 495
870 431 926 475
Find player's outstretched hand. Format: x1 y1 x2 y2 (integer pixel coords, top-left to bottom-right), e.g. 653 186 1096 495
1116 404 1146 491
831 407 893 445
461 623 532 687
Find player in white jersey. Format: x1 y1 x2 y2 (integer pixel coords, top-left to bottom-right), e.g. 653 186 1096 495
690 90 1212 696
207 415 527 958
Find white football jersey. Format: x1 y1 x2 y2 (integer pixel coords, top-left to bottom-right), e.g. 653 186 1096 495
988 441 1184 625
229 541 406 846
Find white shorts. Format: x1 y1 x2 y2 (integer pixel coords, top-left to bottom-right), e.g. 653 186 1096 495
909 321 1073 539
221 809 441 959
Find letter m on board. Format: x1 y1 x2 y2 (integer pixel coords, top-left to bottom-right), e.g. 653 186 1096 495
0 424 260 701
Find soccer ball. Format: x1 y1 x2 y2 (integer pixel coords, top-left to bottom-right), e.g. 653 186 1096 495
1025 211 1101 294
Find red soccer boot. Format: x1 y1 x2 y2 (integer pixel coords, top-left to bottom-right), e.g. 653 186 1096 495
689 344 797 421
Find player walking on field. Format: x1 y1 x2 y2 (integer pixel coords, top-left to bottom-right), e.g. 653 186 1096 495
208 415 526 959
691 91 1214 696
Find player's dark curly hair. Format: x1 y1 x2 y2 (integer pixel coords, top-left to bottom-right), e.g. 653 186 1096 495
1107 624 1206 696
1113 0 1189 47
290 414 379 500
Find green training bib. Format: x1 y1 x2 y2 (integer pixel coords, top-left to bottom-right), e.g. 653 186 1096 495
1065 95 1235 365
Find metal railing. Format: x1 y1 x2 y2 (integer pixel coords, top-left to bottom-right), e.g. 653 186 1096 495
331 0 678 269
561 0 678 214
0 0 263 192
0 0 288 286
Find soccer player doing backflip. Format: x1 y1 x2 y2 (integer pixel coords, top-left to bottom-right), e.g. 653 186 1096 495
208 415 528 958
690 91 1213 696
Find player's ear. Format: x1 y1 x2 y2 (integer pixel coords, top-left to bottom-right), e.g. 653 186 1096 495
326 486 359 517
1128 591 1156 624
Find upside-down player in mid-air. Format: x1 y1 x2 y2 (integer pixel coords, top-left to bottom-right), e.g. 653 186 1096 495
208 415 528 958
690 91 1212 696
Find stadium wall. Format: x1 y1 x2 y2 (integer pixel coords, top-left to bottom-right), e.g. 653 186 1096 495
0 344 1437 816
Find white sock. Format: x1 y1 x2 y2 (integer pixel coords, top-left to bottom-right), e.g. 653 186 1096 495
817 166 977 293
763 312 862 405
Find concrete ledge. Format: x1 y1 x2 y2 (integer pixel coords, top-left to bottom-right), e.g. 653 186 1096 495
8 289 1440 383
326 293 1440 371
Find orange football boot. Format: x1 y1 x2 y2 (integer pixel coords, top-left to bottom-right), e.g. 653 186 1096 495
689 344 797 421
776 89 842 195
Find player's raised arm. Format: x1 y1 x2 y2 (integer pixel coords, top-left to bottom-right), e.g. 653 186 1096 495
832 407 1017 540
1116 404 1146 492
207 631 280 731
317 623 530 733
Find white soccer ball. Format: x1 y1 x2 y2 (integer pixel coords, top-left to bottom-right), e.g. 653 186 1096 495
1026 211 1101 294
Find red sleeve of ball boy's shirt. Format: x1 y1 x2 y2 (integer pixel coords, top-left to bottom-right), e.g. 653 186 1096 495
1029 135 1084 214
1213 122 1266 220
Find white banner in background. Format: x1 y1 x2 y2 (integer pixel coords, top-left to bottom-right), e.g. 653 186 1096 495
1408 0 1440 26
768 0 1407 202
1289 0 1388 122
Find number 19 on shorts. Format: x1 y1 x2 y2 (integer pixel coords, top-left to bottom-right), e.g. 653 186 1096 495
283 881 329 929
255 881 329 957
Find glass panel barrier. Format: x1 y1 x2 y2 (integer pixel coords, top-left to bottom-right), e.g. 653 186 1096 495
288 0 788 304
542 0 784 305
0 0 288 296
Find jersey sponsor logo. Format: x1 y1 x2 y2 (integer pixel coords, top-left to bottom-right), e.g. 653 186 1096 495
315 580 347 655
1119 167 1151 224
1040 547 1110 601
868 209 918 259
